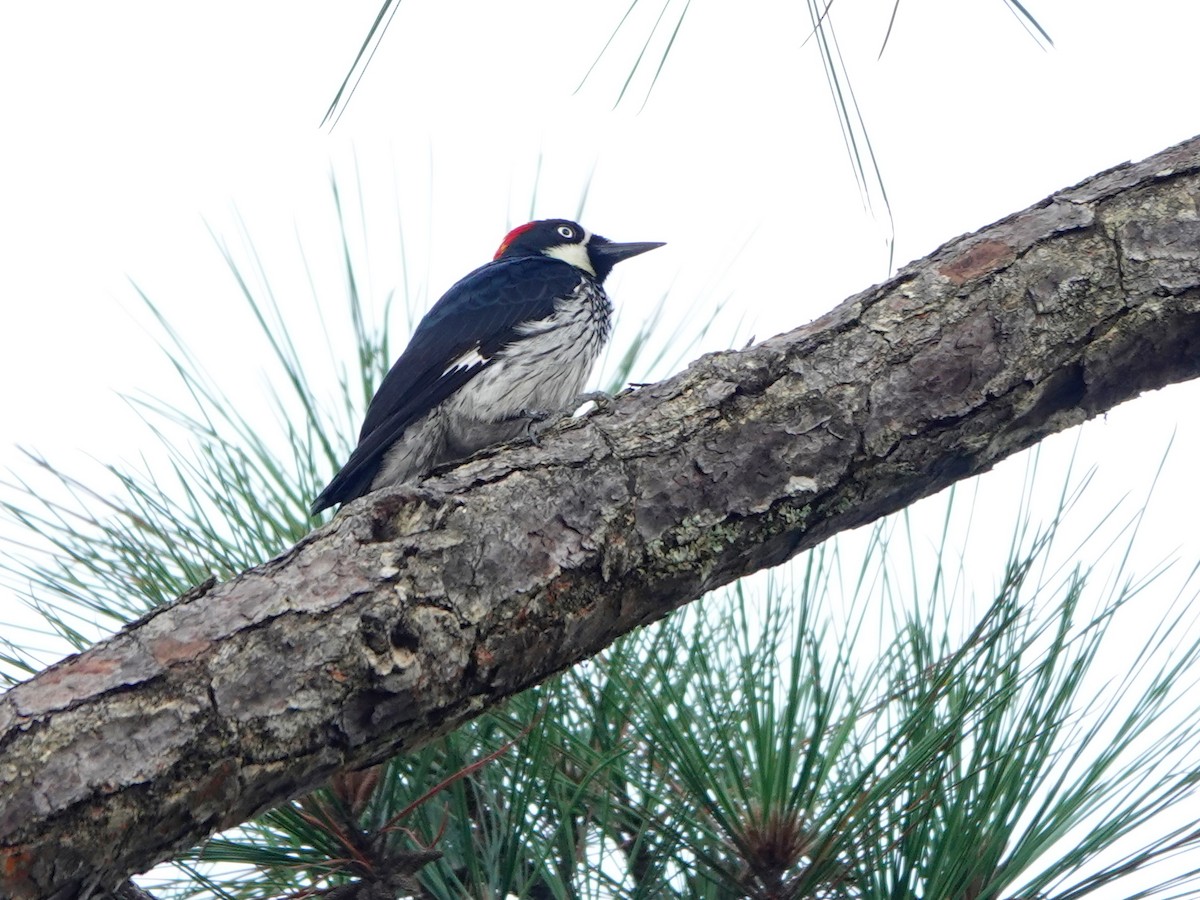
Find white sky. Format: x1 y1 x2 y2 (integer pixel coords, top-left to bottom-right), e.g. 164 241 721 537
3 1 1200 895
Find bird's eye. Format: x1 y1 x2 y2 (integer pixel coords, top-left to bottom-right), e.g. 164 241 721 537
557 225 575 239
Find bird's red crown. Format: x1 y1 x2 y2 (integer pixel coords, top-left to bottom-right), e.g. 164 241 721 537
493 222 539 260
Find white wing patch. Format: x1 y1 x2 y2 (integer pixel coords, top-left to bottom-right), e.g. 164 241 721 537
442 345 488 378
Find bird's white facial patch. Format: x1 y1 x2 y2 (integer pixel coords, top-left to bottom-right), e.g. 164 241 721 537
443 345 488 377
542 230 595 275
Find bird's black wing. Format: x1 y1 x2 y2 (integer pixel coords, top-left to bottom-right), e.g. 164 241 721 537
311 255 585 513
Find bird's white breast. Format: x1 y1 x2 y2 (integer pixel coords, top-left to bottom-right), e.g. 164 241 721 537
446 278 612 422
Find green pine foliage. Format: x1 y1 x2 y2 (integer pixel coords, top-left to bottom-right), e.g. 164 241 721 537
4 188 1200 900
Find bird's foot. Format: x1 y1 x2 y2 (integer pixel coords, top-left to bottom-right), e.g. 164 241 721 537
508 406 553 423
574 384 645 416
501 407 566 447
572 390 614 414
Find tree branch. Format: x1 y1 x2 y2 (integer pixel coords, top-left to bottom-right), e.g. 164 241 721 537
3 134 1200 898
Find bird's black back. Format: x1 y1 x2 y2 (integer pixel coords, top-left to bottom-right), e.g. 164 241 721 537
310 255 590 513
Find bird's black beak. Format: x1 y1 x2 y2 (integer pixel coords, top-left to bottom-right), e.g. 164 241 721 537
591 240 666 265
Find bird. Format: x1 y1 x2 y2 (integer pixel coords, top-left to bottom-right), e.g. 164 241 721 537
311 218 664 515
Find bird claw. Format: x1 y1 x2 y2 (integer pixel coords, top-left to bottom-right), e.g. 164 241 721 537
504 389 634 450
575 389 625 417
508 407 564 447
516 407 553 423
574 383 645 416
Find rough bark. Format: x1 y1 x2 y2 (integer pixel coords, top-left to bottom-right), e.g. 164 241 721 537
3 135 1200 898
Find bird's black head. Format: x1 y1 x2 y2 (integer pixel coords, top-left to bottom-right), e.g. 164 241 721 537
493 219 664 282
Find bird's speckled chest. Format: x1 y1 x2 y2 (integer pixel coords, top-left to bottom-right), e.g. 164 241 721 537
448 277 613 421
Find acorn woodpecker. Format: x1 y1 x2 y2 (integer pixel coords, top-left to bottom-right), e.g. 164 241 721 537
311 219 663 514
